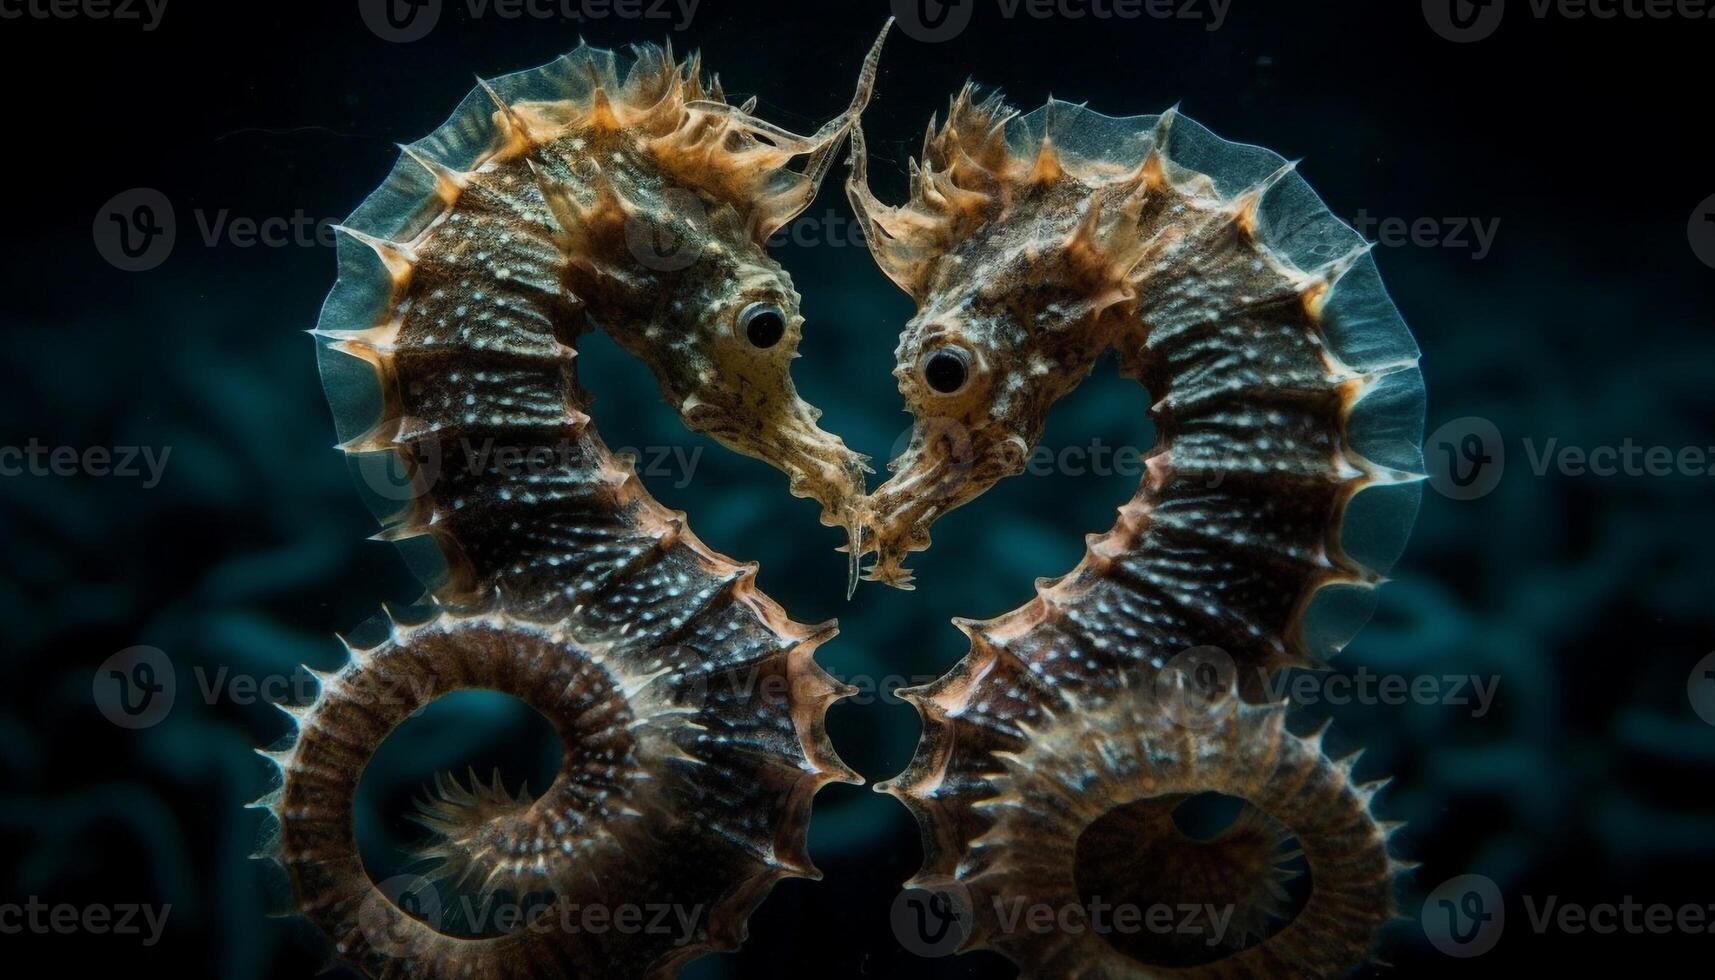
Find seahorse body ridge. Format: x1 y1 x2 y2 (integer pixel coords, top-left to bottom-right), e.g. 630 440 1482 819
261 30 891 979
849 88 1427 976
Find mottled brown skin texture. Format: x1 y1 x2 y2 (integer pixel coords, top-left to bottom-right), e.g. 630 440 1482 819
858 170 1125 589
850 89 1415 976
339 45 883 594
263 606 853 980
262 32 889 980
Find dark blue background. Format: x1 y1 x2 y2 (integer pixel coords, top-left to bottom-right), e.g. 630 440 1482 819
2 0 1712 976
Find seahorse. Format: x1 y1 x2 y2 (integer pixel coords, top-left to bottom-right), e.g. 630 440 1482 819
845 89 1427 976
254 28 889 979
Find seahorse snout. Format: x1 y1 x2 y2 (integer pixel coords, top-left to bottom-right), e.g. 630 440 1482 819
857 416 1029 590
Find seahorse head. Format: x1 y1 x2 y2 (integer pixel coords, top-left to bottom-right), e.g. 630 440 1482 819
564 166 872 544
476 28 893 568
846 88 1143 587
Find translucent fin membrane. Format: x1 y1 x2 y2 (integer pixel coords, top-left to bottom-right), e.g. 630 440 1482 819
1010 101 1427 660
313 47 642 592
1158 111 1424 659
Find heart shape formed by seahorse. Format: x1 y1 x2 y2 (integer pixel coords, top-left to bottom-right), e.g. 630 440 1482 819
261 26 891 980
846 79 1426 978
261 18 1428 980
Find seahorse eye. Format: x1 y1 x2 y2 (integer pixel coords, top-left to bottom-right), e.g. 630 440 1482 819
922 348 970 395
740 303 787 349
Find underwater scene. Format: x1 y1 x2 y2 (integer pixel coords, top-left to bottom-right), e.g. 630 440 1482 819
1 1 1712 977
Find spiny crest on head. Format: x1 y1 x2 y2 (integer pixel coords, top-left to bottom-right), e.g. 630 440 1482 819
461 25 891 249
850 94 1311 306
848 82 1021 300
